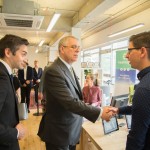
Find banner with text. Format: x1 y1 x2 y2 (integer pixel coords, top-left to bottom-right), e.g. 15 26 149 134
115 50 136 84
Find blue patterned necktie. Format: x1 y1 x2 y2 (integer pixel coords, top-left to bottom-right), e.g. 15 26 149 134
10 74 13 82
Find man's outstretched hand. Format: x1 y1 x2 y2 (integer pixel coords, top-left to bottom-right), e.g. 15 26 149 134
101 106 118 121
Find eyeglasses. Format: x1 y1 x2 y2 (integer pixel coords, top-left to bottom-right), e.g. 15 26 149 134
127 47 150 54
63 45 80 50
128 47 141 51
127 47 141 54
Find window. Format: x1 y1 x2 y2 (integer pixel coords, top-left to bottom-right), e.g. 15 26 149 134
82 38 137 89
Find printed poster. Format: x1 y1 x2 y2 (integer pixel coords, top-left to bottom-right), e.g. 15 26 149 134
115 50 136 84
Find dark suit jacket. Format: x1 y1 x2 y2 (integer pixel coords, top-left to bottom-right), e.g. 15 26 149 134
0 62 20 150
33 67 43 85
18 66 33 87
38 58 100 146
13 76 21 91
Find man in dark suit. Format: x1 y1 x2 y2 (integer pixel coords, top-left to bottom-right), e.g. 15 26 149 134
110 31 150 150
0 34 29 150
38 36 113 150
18 62 33 113
33 60 43 103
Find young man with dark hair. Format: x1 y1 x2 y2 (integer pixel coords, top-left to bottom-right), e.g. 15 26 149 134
0 34 29 150
110 31 150 150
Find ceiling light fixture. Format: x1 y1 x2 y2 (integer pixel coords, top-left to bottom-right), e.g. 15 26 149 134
46 13 61 32
108 23 144 38
35 48 39 53
38 39 45 46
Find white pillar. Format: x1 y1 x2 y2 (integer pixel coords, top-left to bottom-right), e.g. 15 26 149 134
71 27 81 84
49 46 59 62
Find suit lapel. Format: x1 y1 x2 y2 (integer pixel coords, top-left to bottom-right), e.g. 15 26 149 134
65 70 79 90
37 68 39 75
0 62 16 94
34 68 38 77
22 69 25 79
57 58 81 95
26 66 29 79
0 62 19 120
9 75 18 100
72 69 83 98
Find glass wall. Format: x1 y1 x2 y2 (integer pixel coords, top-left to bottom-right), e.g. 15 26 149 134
81 38 139 97
81 38 137 86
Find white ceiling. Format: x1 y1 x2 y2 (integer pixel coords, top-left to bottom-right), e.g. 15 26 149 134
0 0 149 52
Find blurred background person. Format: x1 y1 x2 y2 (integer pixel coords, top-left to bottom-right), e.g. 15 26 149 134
33 60 43 104
13 69 21 103
18 61 33 113
38 61 52 113
82 73 102 107
38 61 52 100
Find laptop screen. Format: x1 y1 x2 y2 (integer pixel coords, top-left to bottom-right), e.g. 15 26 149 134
102 116 119 134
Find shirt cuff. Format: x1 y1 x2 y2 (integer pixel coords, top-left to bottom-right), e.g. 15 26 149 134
97 107 103 121
17 129 19 138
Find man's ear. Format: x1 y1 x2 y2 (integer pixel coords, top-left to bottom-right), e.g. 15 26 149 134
60 45 65 54
4 48 12 58
140 47 147 58
141 47 147 53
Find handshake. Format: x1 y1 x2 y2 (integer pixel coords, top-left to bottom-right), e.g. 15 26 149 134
101 106 118 121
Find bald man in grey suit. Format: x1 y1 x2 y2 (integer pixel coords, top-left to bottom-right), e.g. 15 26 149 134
38 36 113 150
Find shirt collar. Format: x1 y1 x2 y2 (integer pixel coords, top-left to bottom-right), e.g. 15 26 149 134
59 56 72 70
24 65 27 70
0 59 12 75
137 66 150 80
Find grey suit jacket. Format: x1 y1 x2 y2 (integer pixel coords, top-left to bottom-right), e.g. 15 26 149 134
38 58 100 146
0 62 20 150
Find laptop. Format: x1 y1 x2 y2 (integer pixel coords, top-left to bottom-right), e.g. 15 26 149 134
102 116 119 134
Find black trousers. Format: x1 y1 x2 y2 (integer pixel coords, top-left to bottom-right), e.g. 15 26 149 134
21 86 31 110
45 143 76 150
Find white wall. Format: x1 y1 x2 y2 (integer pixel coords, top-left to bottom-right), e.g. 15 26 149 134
49 50 59 62
72 27 82 84
82 8 150 49
27 46 48 69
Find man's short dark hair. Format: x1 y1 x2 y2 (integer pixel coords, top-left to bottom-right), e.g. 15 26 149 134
129 31 150 58
0 34 29 58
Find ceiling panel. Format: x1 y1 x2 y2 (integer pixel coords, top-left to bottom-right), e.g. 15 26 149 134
0 0 149 53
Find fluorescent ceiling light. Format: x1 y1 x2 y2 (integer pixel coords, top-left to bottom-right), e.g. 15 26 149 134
108 23 144 38
38 39 45 46
46 13 61 32
35 48 38 53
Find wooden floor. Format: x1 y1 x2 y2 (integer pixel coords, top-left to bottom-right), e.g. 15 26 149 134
19 109 80 150
19 109 46 150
